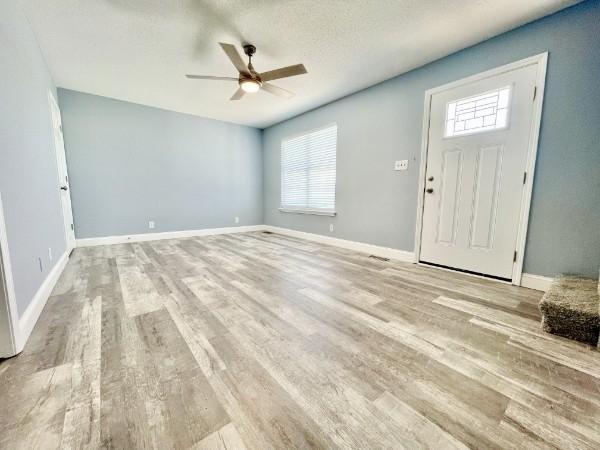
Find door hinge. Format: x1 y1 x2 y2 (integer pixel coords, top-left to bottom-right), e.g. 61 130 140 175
533 86 537 101
71 223 74 230
523 172 527 184
513 251 518 262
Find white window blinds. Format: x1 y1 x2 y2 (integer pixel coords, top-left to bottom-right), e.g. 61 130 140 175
281 124 337 214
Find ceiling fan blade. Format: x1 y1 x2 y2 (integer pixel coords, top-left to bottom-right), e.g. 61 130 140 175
261 82 294 99
260 64 307 82
230 87 245 101
186 75 238 81
219 43 250 75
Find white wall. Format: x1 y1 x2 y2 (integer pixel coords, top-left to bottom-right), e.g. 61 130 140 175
0 2 67 354
58 89 263 239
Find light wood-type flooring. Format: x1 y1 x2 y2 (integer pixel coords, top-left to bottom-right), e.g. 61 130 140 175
1 231 599 449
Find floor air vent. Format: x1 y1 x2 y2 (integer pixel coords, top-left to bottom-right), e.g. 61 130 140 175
369 255 389 262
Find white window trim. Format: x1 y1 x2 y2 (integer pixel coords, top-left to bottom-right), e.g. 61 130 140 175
278 207 337 217
279 123 338 216
280 122 337 141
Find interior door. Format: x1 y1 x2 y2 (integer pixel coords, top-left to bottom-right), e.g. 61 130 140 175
48 93 76 253
420 63 538 280
0 240 17 357
0 194 19 357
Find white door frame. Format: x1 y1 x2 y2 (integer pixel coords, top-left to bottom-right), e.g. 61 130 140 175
413 52 548 286
0 193 22 357
48 91 76 254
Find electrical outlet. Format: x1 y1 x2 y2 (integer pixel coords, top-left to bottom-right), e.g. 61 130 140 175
48 247 53 261
329 224 334 232
148 221 155 229
394 160 409 171
235 217 239 224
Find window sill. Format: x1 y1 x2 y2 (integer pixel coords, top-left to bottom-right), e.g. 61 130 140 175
278 208 337 217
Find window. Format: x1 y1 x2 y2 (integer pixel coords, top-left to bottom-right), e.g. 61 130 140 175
445 86 511 137
280 124 337 215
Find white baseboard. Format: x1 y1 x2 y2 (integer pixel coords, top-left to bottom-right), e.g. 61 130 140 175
263 225 415 263
520 273 553 291
76 225 265 247
17 251 69 353
75 223 552 292
266 226 556 290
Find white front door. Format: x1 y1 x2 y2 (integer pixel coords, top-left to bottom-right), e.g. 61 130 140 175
420 63 539 280
48 93 76 253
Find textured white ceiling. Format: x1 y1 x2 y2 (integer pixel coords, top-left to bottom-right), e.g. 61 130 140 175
22 0 578 128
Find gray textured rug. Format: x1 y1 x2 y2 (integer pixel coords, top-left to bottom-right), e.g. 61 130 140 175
539 275 599 345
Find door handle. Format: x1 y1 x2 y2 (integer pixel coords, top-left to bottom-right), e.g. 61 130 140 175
60 186 68 191
426 188 434 194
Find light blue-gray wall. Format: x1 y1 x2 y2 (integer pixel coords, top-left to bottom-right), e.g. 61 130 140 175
58 90 263 238
263 0 600 278
0 3 67 315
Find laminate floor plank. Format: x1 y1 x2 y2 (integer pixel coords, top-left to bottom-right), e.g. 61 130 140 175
1 231 598 449
211 331 338 449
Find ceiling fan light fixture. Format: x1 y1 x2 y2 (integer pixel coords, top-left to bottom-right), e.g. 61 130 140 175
240 79 261 93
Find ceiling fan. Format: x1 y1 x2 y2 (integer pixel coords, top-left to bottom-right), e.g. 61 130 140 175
186 43 307 100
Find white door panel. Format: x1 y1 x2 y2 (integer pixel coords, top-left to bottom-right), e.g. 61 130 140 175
436 148 462 245
420 64 538 279
469 144 503 250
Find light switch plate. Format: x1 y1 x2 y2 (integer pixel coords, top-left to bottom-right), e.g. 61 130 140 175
148 221 155 229
394 160 408 171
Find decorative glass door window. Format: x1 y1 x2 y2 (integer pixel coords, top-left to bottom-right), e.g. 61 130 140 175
445 86 512 137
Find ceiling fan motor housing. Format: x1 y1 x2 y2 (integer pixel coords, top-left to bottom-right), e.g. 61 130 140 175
243 44 257 57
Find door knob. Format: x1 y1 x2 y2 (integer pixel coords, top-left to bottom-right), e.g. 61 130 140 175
426 188 434 194
428 176 434 181
60 186 68 191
